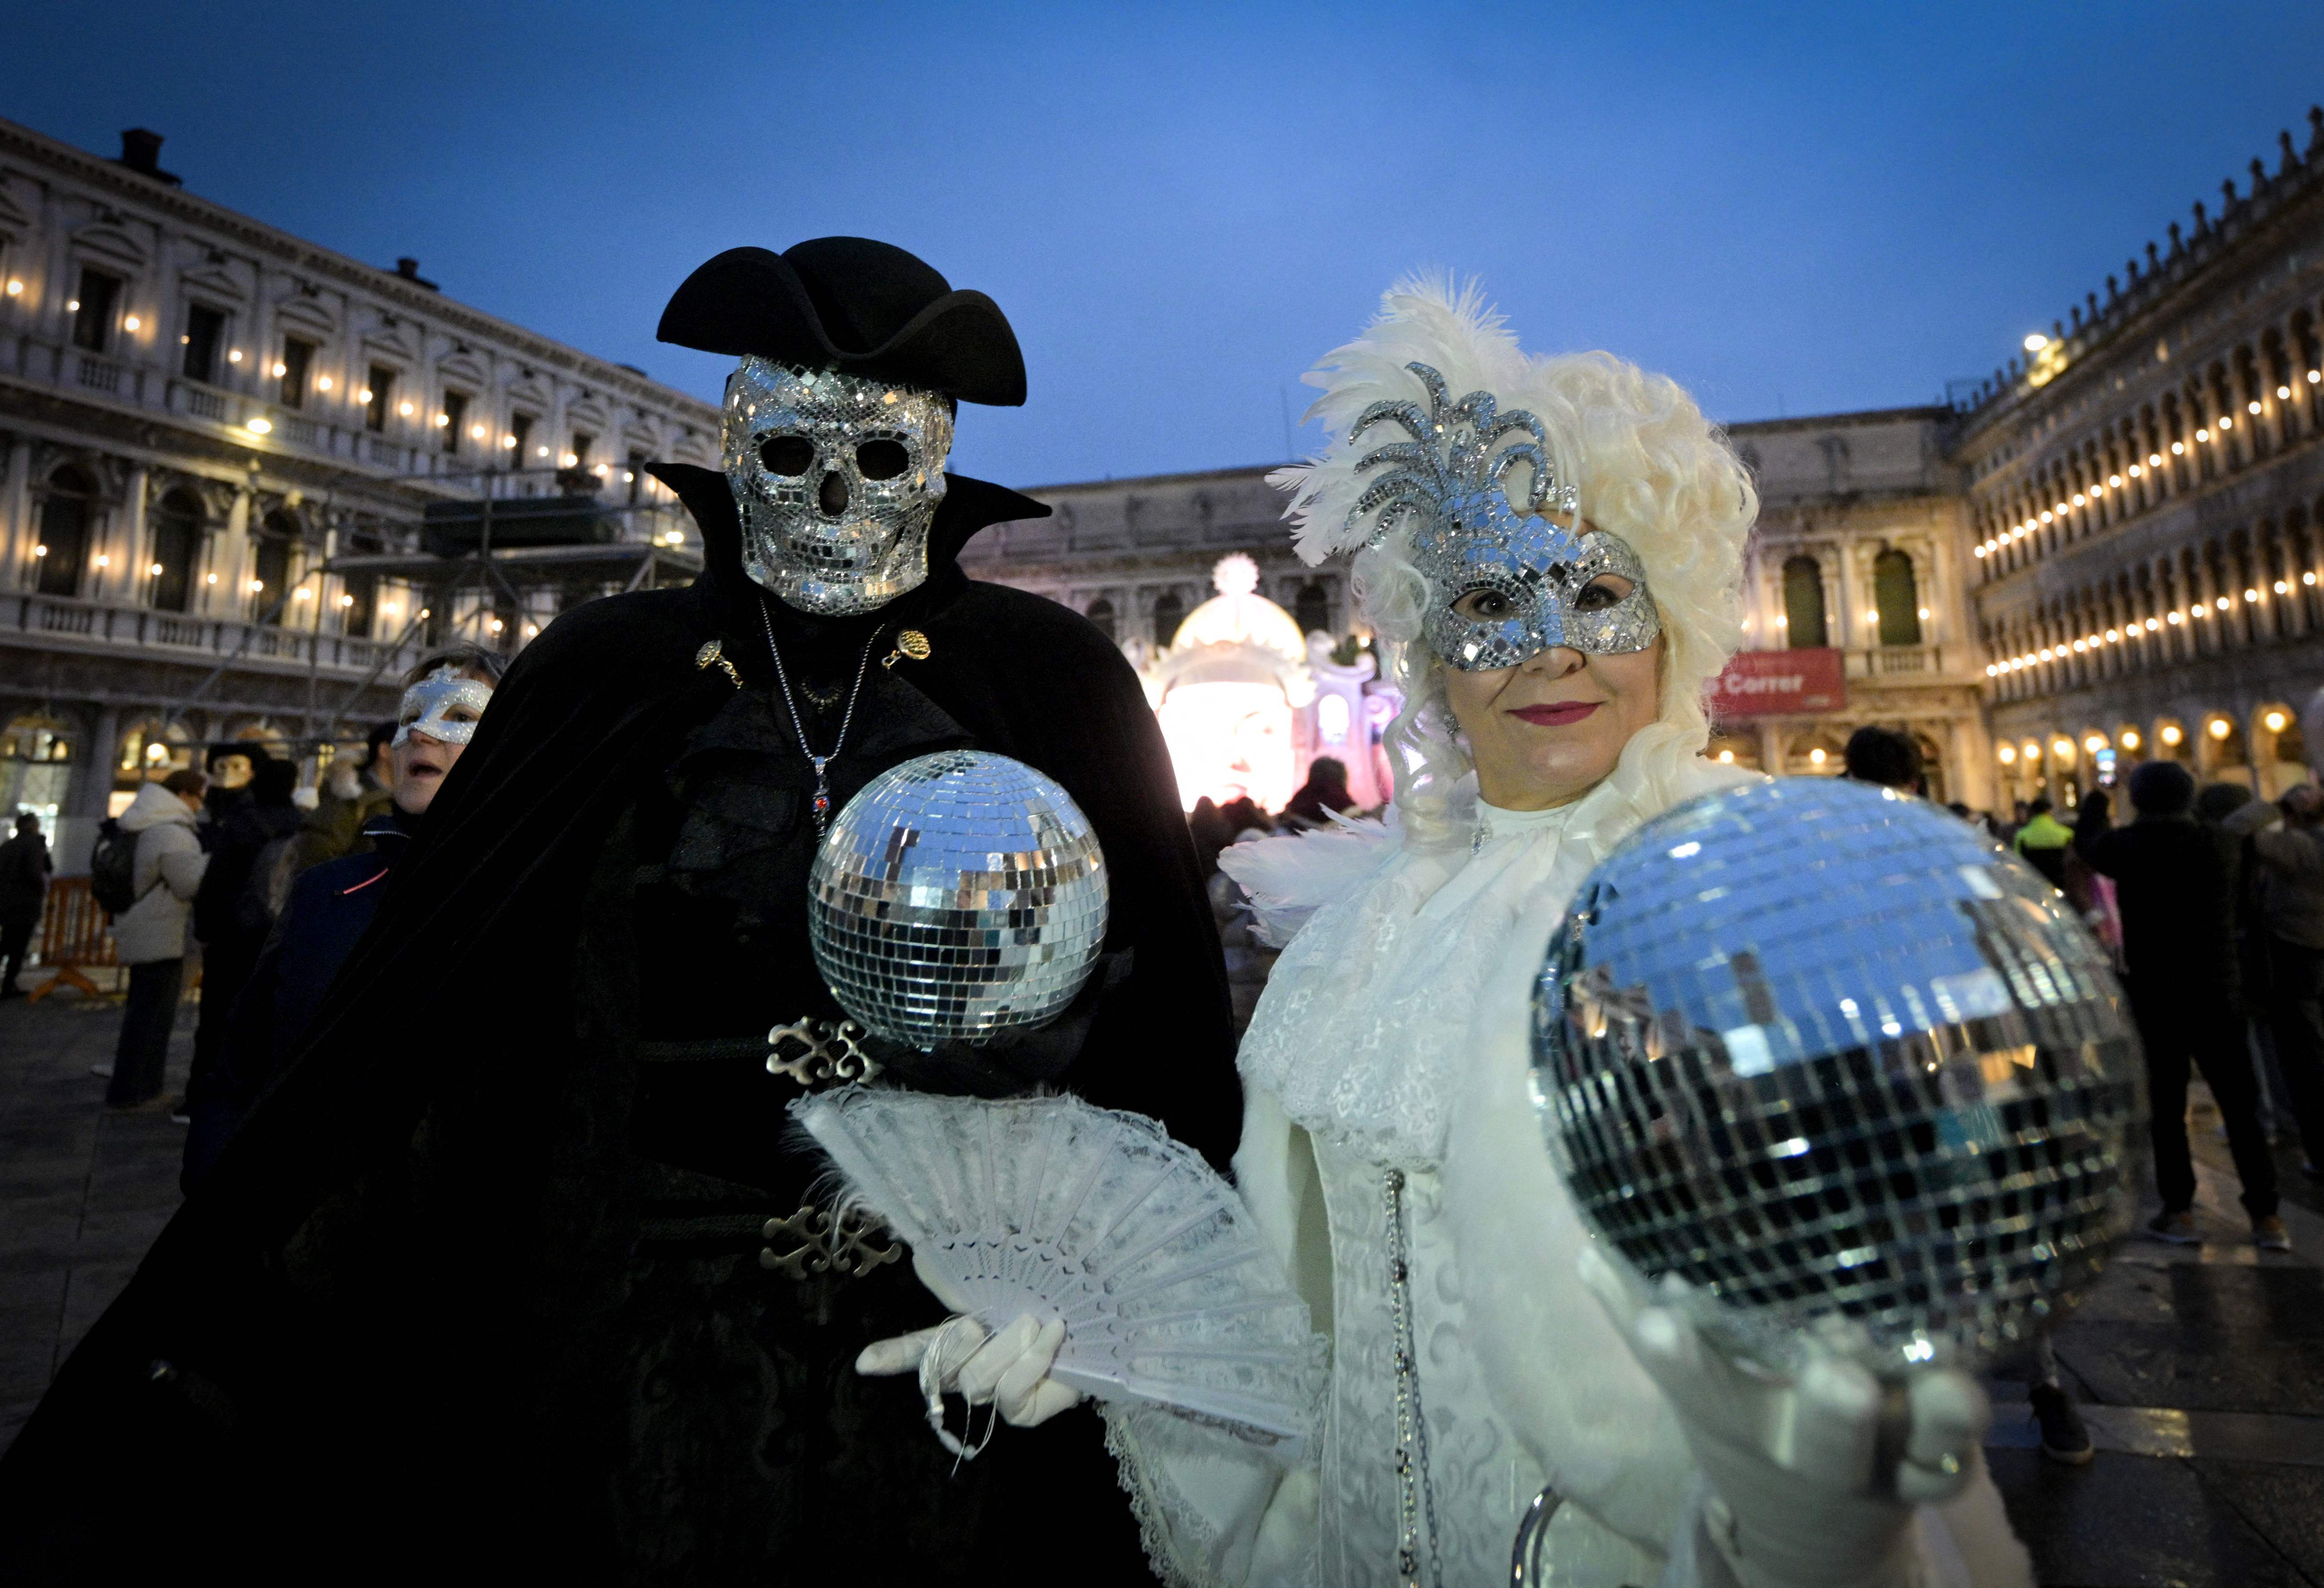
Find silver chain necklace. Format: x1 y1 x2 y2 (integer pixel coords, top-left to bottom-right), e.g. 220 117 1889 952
757 600 883 836
1383 1166 1444 1588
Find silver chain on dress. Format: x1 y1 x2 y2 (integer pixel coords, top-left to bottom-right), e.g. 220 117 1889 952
1384 1166 1445 1588
758 600 882 837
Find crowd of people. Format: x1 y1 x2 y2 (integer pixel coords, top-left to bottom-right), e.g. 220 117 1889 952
46 649 507 1193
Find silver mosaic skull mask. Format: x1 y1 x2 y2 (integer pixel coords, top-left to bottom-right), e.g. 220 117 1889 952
724 356 956 616
1347 362 1661 671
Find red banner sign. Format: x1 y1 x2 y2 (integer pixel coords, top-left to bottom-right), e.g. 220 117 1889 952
1708 648 1845 718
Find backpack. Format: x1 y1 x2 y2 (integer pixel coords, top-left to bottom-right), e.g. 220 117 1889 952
90 819 141 917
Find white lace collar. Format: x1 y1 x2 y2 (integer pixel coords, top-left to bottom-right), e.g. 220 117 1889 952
1236 735 1757 1168
1472 793 1591 851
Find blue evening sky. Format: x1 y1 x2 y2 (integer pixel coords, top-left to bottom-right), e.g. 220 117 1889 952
7 2 2322 487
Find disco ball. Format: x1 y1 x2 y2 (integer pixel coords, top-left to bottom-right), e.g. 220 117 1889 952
1530 778 2144 1375
810 750 1108 1048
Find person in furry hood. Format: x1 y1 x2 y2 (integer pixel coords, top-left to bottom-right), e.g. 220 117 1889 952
1099 279 2032 1588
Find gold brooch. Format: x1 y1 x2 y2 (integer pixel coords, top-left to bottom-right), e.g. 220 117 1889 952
880 629 932 670
694 639 744 690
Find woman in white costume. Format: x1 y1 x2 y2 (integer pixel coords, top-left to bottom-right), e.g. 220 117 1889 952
1101 280 2032 1588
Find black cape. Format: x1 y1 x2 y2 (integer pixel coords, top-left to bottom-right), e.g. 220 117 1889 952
0 465 1239 1583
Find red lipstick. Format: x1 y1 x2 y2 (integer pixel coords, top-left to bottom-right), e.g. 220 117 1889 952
1509 701 1600 727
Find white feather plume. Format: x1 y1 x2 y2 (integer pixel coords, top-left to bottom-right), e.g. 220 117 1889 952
1267 275 1529 567
1217 813 1403 948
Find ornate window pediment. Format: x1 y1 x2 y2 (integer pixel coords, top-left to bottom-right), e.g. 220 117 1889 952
273 293 337 338
437 352 487 389
363 319 419 362
0 184 33 234
71 221 149 272
31 444 129 501
145 468 238 521
177 260 244 302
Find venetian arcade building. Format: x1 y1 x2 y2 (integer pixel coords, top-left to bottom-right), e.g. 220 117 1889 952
0 120 717 864
1958 110 2324 810
1715 409 1994 806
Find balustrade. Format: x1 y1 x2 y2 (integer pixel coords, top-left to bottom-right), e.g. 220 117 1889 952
4 591 418 678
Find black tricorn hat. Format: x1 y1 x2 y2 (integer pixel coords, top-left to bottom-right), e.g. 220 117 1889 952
656 239 1026 407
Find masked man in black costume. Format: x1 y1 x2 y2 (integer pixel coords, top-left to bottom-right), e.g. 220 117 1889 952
0 241 1238 1584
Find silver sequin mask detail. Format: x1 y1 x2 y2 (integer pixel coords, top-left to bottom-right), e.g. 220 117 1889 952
724 356 955 616
393 666 492 748
1346 361 1661 671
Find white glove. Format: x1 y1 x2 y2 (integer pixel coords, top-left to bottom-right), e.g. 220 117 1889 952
856 1251 1085 1429
1578 1245 1988 1588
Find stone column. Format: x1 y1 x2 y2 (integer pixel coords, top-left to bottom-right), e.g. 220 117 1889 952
0 435 31 585
113 464 149 608
1951 713 1995 813
58 703 121 870
1758 722 1785 775
208 487 251 619
2285 529 2314 640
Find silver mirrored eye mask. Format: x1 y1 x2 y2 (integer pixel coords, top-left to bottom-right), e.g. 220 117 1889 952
394 667 493 748
1415 512 1660 672
723 356 954 617
1345 361 1661 671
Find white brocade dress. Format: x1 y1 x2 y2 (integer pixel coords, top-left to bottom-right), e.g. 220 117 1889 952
1102 741 2029 1588
1232 789 1664 1588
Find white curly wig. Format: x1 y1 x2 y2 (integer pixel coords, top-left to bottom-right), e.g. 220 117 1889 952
1268 277 1757 844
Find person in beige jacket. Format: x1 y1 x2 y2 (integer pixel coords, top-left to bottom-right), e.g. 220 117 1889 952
107 769 209 1108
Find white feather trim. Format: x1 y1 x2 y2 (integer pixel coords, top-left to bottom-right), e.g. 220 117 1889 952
1216 815 1402 949
1268 275 1528 567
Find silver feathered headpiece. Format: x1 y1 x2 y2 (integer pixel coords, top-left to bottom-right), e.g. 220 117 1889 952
1269 278 1659 670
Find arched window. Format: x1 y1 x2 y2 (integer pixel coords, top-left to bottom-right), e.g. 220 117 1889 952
1084 596 1116 642
147 489 202 613
1152 589 1185 649
1873 549 1922 646
35 466 94 599
1294 581 1330 636
115 718 193 788
1781 555 1827 649
252 510 298 624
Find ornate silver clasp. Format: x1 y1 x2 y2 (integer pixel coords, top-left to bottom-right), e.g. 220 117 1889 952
766 1016 880 1089
758 1204 903 1281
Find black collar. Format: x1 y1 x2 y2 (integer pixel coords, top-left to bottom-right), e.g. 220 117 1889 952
643 462 1048 669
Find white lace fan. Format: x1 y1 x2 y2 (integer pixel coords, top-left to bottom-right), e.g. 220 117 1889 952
790 1088 1319 1456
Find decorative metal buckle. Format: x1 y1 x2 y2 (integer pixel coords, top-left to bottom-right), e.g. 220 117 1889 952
766 1016 880 1089
758 1204 903 1280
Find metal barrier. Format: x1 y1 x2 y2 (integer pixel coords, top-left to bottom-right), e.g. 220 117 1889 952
27 876 117 1002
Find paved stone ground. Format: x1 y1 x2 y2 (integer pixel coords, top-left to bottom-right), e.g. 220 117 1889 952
2 989 2322 1582
0 980 191 1451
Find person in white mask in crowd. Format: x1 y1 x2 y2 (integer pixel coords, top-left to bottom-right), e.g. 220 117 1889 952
182 647 502 1189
